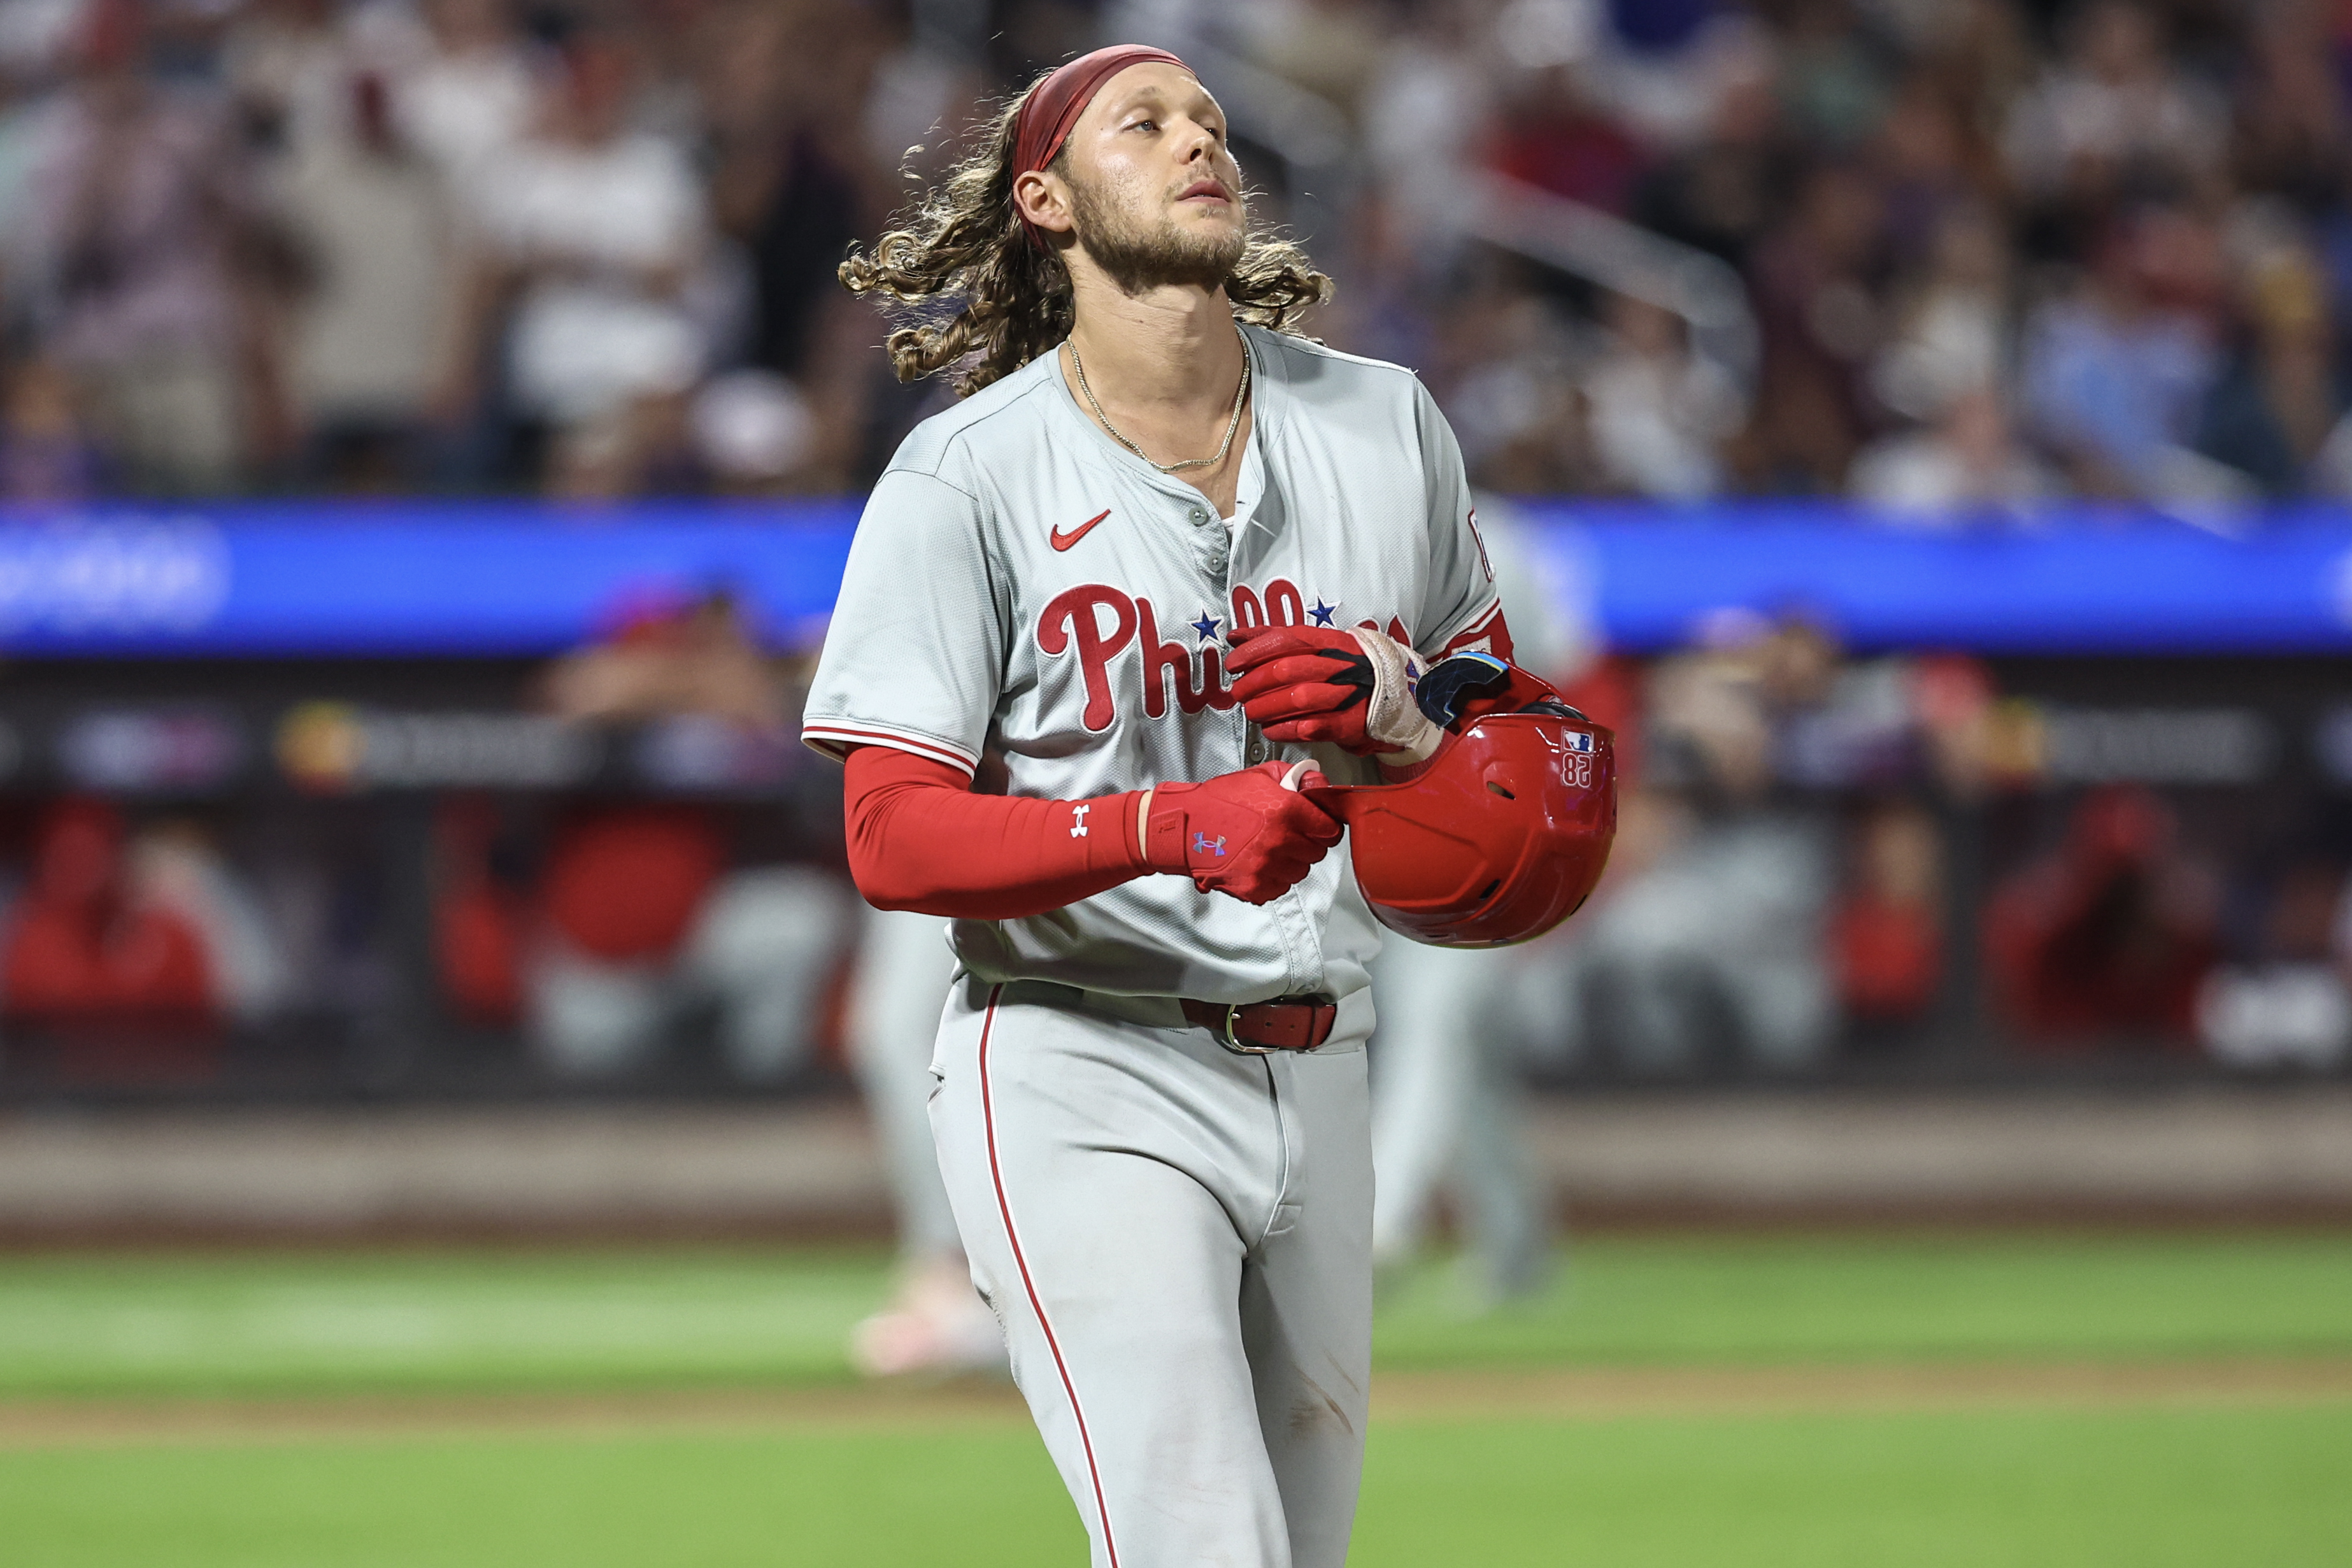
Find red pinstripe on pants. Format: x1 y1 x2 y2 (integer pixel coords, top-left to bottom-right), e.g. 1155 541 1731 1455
978 984 1121 1565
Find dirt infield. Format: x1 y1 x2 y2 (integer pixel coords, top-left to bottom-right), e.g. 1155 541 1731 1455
1369 1357 2352 1418
0 1381 1032 1448
6 1358 2351 1450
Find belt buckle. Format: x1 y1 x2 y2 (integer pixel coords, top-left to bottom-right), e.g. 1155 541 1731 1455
1217 1002 1277 1057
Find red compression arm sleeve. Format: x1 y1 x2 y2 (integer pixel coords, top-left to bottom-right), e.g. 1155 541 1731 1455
843 745 1151 919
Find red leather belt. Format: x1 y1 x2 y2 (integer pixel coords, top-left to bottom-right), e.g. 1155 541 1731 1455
1180 996 1339 1054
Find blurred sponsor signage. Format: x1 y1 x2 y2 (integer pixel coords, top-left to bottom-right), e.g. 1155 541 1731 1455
0 502 2345 657
57 706 245 793
278 704 599 792
2313 708 2352 787
0 517 229 636
633 715 798 790
1985 702 2275 786
0 700 799 796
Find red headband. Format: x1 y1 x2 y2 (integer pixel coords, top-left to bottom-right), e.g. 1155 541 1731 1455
1013 45 1191 238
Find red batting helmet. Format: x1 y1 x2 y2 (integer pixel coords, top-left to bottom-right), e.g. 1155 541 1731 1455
1305 699 1616 949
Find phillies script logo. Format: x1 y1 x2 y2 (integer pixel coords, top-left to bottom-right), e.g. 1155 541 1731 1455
1036 579 1409 732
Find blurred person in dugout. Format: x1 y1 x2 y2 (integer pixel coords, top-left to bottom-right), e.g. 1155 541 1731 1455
438 592 847 1080
2198 853 2352 1074
14 0 285 494
439 18 713 496
1361 501 1641 1302
841 897 1004 1377
1984 783 2217 1050
1547 617 1843 1076
0 798 287 1048
543 589 992 1376
1541 615 1992 1075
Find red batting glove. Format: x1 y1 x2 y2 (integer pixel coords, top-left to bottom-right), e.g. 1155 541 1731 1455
1144 761 1343 904
1225 625 1379 750
1226 624 1442 762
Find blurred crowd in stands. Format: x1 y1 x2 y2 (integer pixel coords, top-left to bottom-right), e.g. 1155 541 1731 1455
3 0 2352 508
0 0 2348 1090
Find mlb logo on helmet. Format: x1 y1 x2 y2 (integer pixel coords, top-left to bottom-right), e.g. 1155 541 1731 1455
1543 726 1596 787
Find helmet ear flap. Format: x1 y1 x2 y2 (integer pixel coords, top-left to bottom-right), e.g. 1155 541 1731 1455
1415 652 1513 726
1418 653 1590 731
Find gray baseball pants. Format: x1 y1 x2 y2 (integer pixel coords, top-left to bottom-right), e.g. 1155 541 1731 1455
929 973 1374 1568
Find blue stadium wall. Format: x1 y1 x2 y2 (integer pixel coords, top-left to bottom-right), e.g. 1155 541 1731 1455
0 499 2345 657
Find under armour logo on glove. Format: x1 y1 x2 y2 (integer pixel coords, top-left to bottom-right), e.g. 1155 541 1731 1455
1145 763 1343 905
1071 804 1090 839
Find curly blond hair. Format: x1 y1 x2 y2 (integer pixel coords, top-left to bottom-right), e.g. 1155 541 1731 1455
837 78 1332 397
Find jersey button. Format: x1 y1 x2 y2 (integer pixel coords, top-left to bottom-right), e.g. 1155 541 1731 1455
1244 735 1265 764
1189 507 1209 525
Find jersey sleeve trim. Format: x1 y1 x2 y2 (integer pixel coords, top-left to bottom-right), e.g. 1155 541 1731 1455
879 461 984 506
1425 596 1507 659
801 718 981 777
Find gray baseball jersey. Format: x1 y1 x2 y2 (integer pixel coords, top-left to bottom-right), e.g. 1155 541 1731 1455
804 324 1509 1011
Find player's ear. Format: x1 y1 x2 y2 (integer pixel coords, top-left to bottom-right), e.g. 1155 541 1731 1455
1013 167 1076 239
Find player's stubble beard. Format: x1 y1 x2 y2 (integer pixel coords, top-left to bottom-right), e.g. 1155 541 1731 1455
1067 168 1248 297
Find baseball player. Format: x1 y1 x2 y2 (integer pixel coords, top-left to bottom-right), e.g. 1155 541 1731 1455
808 46 1520 1567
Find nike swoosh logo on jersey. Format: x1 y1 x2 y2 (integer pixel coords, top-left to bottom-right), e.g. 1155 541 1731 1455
1050 510 1111 552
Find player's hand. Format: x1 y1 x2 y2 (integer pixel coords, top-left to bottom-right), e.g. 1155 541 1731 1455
1143 761 1343 904
1225 625 1441 762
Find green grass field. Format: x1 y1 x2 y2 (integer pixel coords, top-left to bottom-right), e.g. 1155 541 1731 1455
4 1233 2350 1565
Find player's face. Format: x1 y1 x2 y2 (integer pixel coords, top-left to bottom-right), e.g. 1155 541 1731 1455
1058 65 1248 292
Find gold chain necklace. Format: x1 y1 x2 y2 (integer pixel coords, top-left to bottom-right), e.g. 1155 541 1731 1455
1068 334 1250 474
